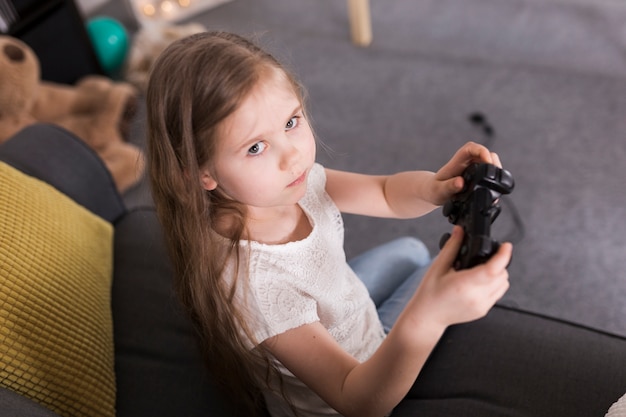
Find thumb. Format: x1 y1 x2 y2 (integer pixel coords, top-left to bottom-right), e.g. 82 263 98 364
432 176 464 205
434 226 463 273
485 242 513 275
447 175 465 194
434 175 464 194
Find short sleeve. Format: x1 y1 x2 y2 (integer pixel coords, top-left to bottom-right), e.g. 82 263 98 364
247 270 320 343
305 163 326 196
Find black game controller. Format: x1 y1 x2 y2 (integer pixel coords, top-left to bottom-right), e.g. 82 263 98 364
439 163 515 269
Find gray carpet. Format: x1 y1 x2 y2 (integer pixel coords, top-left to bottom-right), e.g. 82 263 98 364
97 0 626 335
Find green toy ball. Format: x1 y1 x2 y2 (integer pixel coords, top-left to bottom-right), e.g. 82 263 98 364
86 16 129 75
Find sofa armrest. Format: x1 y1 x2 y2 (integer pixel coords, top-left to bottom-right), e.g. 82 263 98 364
0 123 125 223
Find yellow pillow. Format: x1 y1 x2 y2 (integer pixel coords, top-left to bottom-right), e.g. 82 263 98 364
0 162 115 417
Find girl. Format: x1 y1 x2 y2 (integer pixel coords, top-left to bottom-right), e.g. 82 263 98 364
146 31 512 417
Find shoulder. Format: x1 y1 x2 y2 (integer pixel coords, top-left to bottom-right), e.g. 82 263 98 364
300 162 330 207
307 162 327 191
301 163 342 229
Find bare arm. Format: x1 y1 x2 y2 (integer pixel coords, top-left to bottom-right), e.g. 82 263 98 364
325 141 501 218
263 227 512 417
324 169 441 218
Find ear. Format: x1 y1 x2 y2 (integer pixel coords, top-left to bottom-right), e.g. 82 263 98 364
199 169 218 191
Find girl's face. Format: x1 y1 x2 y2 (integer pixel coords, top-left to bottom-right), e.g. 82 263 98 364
200 70 316 215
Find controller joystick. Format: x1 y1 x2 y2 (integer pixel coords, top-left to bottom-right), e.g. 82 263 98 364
439 163 515 269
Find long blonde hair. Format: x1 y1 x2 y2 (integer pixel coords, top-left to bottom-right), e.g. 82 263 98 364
146 31 306 415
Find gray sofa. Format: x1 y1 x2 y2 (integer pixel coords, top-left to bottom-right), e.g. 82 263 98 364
0 123 625 417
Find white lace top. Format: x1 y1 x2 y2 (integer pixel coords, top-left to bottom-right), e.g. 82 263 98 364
223 163 386 416
606 394 626 417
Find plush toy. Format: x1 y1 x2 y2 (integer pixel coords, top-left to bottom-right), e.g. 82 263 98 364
0 37 38 142
0 35 144 193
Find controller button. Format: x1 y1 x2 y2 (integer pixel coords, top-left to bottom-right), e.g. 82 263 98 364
443 201 455 217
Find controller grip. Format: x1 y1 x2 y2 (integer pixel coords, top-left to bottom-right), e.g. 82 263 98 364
439 232 503 270
459 235 500 269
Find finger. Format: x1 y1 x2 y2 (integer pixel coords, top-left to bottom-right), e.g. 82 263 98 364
432 176 464 205
437 142 489 179
444 176 464 196
484 266 510 302
462 141 492 164
485 242 513 275
451 175 464 192
432 226 463 272
491 152 502 168
490 274 510 300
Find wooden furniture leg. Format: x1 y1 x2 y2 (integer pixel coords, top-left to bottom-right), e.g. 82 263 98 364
347 0 372 46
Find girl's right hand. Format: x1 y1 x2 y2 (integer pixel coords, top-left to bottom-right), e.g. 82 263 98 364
411 225 512 328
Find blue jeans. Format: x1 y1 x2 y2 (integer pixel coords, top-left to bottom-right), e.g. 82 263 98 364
349 237 431 333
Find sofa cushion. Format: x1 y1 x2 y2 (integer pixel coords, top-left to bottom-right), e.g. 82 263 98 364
0 162 116 417
394 304 626 417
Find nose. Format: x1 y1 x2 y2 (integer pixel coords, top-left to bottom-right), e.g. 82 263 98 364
278 136 301 173
3 43 25 62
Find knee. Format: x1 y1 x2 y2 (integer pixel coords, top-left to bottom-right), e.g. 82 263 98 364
389 236 430 265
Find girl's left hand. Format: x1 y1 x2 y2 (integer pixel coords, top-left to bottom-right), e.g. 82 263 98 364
428 141 502 206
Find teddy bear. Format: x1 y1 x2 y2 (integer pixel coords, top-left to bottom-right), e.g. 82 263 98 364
0 35 144 193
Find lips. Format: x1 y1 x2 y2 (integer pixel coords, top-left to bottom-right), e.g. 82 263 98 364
288 171 306 187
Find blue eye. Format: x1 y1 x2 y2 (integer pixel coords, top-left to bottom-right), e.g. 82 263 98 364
286 116 299 131
248 141 266 155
